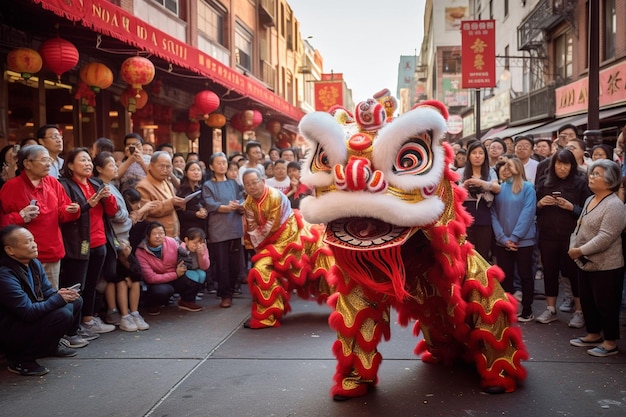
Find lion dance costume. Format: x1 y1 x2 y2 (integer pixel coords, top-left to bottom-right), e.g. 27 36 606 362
298 91 528 400
244 183 333 329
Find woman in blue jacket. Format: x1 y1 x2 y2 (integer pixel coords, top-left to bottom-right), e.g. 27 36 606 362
491 157 537 322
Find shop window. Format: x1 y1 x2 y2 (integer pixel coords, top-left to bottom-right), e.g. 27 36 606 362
442 51 460 74
603 0 616 60
235 23 253 72
153 0 178 15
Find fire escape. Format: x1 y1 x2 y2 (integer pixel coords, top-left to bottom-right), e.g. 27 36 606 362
510 0 577 124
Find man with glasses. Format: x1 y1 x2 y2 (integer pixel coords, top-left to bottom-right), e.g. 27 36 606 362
118 133 149 193
36 124 64 178
0 145 80 289
514 135 539 184
136 151 186 238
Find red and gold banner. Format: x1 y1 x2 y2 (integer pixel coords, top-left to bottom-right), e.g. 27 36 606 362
461 20 496 89
31 0 304 121
314 81 344 112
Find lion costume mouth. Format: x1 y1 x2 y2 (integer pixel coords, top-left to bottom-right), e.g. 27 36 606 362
324 217 413 250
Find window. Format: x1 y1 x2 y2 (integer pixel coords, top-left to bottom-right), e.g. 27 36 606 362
198 1 225 45
153 0 178 15
554 31 573 84
235 24 253 71
603 0 616 60
442 51 460 74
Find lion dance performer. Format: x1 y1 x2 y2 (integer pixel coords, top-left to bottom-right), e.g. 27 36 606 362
242 168 334 329
298 91 528 400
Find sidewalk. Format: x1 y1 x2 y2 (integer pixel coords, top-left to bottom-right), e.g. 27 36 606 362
1 286 625 417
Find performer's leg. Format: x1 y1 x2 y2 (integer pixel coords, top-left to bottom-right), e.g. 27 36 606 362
247 255 289 329
328 284 390 400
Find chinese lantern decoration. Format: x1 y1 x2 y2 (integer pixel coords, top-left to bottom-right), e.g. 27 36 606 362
266 119 282 136
38 36 79 82
7 48 42 79
205 113 226 128
275 132 292 149
120 86 148 112
188 105 201 122
230 114 244 132
193 90 220 119
79 62 113 92
186 121 200 140
120 56 155 97
74 82 96 111
238 110 263 131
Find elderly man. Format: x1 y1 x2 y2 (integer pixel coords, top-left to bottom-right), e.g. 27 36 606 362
241 169 333 329
136 151 186 238
0 145 80 289
0 225 83 376
36 124 64 178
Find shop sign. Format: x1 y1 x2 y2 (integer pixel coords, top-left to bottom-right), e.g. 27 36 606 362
461 20 496 89
555 60 626 116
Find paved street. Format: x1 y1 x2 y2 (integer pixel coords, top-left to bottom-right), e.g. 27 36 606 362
1 283 625 417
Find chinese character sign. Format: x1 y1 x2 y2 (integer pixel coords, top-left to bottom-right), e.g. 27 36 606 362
314 81 344 111
461 20 496 89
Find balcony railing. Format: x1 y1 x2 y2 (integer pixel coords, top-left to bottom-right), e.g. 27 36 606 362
261 60 276 92
510 84 555 124
259 0 275 27
518 0 575 50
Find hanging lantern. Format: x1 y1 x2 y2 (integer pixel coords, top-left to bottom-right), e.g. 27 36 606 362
7 48 43 79
275 132 292 149
193 90 220 119
241 109 263 130
120 86 148 112
120 56 155 97
188 105 201 122
205 113 226 128
79 62 113 92
186 121 201 140
266 119 282 136
38 36 79 82
230 113 245 132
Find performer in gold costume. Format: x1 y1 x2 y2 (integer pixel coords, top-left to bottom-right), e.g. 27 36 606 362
241 169 333 329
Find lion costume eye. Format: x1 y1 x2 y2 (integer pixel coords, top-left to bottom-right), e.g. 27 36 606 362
393 136 433 176
311 144 332 173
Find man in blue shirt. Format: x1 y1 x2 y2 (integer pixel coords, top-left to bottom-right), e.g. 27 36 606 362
0 225 82 376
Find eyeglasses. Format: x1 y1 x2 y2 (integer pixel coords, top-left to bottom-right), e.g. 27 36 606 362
515 145 532 150
28 157 54 164
44 134 63 140
588 171 603 178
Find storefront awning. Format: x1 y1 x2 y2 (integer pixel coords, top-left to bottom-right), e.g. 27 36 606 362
524 106 626 137
31 0 305 122
482 121 547 141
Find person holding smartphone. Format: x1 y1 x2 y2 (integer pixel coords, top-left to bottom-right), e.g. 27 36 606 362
536 149 591 328
117 133 148 193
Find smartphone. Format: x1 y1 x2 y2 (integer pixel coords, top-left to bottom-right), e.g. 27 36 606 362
128 145 136 154
68 283 81 291
96 183 106 195
552 191 561 198
30 199 37 206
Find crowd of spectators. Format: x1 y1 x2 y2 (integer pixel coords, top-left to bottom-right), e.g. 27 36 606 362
453 123 626 357
0 128 309 375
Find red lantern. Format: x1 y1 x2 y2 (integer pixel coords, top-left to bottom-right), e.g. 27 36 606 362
275 132 292 149
241 110 263 130
39 36 79 81
80 62 113 92
205 113 226 128
7 48 43 79
186 121 201 140
266 119 282 135
120 56 155 96
193 90 220 119
120 86 148 112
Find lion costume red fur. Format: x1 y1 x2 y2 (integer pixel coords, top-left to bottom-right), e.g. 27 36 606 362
298 92 528 400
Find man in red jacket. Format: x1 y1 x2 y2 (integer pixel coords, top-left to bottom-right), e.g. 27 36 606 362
0 145 80 289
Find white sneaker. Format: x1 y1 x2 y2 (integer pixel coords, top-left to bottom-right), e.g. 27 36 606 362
119 315 138 332
568 311 585 328
131 311 150 331
536 309 558 324
81 316 115 334
559 298 574 312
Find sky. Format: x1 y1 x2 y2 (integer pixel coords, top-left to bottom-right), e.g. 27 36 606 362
288 0 427 104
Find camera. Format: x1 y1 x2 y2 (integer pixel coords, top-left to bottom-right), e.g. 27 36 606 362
468 185 484 197
128 145 136 154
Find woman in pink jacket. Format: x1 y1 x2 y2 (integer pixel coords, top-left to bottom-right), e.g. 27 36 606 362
135 222 205 315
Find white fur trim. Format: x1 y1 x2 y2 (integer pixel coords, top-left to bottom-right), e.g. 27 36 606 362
299 191 444 227
298 112 348 167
